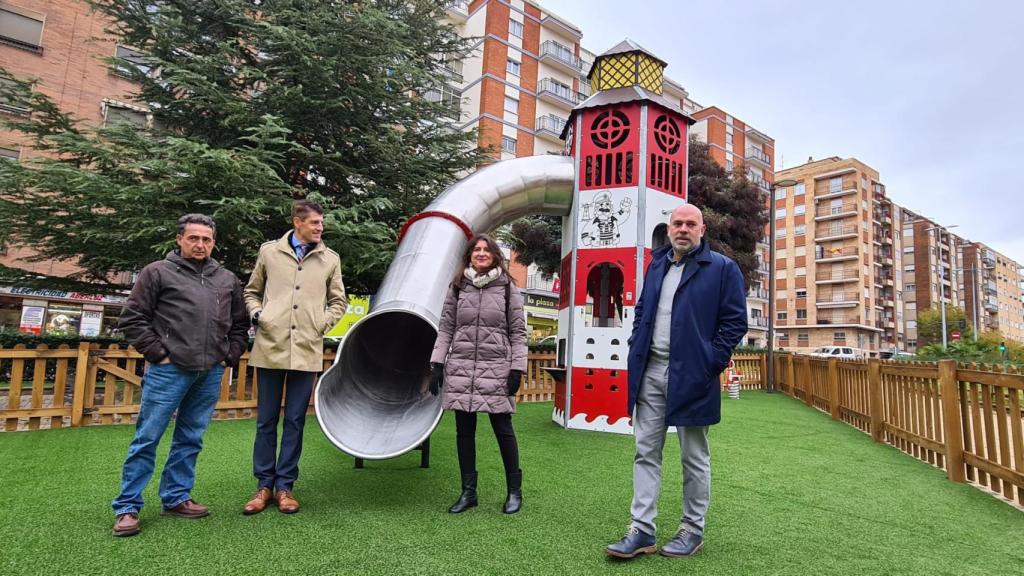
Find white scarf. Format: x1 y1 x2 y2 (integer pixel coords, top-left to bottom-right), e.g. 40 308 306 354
464 266 502 288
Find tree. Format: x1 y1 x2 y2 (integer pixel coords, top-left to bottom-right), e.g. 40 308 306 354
0 0 484 293
915 304 970 346
505 137 768 288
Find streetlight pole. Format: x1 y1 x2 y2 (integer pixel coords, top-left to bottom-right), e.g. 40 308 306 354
766 178 797 393
924 224 957 348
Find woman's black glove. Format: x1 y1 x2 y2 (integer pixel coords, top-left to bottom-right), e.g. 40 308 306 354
506 369 524 397
429 363 444 396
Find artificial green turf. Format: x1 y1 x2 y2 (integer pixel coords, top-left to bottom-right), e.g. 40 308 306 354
0 392 1020 576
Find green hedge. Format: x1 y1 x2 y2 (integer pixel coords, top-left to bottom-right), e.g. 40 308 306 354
0 329 126 349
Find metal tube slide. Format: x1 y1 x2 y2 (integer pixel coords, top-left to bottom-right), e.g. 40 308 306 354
316 155 575 460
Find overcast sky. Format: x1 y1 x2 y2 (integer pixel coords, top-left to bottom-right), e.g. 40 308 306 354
540 0 1024 264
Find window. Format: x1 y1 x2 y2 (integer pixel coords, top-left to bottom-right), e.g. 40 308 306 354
506 59 520 77
504 96 518 114
0 5 44 51
795 289 807 298
779 331 789 340
501 136 516 154
798 331 809 344
794 182 805 196
777 311 787 321
775 208 786 219
795 267 806 277
829 177 842 193
794 225 806 237
794 204 806 216
907 320 917 329
796 309 807 319
0 145 18 160
906 283 915 291
794 246 806 257
726 132 733 146
835 331 847 341
104 103 148 128
0 77 30 116
112 45 151 78
725 159 733 173
775 228 786 239
509 19 524 38
777 289 788 299
425 85 461 119
774 187 787 200
777 269 788 279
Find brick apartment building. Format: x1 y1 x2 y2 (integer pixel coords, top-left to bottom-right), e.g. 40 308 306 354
0 0 141 334
772 156 905 355
689 106 775 347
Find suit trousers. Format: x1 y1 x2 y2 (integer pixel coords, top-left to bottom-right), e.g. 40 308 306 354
629 354 711 537
253 368 316 492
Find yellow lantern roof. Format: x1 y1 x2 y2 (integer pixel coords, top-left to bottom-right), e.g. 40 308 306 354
587 39 667 95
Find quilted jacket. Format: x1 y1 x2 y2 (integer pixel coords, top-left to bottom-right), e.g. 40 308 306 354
430 273 527 413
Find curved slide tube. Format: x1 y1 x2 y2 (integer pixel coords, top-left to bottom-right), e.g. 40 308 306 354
315 155 575 459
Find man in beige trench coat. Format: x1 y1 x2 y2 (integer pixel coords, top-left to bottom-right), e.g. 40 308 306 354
241 200 347 514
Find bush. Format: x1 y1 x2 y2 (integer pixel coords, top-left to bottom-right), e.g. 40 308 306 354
0 329 125 349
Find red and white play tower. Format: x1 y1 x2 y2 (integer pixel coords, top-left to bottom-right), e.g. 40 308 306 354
553 40 694 433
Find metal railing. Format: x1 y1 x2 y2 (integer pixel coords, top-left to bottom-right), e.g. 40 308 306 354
537 78 584 106
540 41 581 71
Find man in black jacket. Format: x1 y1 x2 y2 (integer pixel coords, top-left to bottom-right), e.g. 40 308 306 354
111 214 249 537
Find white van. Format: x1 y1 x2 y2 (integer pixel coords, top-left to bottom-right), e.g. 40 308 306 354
810 346 864 360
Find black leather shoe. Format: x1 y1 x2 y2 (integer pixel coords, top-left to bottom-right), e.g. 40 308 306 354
606 527 656 559
448 472 478 514
502 469 522 514
660 528 704 557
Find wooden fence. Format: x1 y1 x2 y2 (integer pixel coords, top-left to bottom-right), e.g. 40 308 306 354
0 343 557 431
774 353 1024 507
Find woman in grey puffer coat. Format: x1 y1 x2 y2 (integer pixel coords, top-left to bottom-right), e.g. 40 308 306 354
430 234 528 515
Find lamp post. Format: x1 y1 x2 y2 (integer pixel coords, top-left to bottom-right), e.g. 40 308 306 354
924 224 957 348
766 178 798 393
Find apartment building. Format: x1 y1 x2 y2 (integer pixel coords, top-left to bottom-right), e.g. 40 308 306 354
959 242 1024 344
0 0 139 334
772 157 904 355
898 210 967 350
689 106 775 347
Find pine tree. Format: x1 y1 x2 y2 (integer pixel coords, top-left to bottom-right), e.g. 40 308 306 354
0 0 484 292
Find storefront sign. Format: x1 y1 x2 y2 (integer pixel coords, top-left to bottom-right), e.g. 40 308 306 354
0 286 128 304
80 310 104 337
525 293 558 309
19 305 45 335
325 296 371 339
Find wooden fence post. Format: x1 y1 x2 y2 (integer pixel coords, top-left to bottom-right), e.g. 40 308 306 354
70 341 91 428
802 356 814 407
759 353 768 390
938 359 966 483
828 358 840 420
868 358 883 443
786 354 796 398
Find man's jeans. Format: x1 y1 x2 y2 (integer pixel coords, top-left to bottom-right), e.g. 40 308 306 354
112 363 224 515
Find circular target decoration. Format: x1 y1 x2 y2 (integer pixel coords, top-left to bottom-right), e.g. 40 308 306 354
590 110 631 149
653 115 681 155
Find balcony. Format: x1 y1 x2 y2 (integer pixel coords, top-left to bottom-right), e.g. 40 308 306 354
539 40 582 74
814 201 858 221
540 15 582 39
537 78 583 109
445 0 469 21
983 250 996 266
745 126 771 143
985 280 997 294
815 223 858 242
535 114 567 142
815 245 859 263
816 292 860 308
748 316 769 329
814 185 858 201
746 146 771 168
984 297 998 312
879 232 893 245
816 268 859 283
817 315 861 325
747 287 770 301
757 262 769 275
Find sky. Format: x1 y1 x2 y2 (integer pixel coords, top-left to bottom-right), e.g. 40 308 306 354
539 0 1024 263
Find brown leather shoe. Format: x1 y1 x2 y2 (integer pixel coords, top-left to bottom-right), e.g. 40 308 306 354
276 490 300 514
112 513 140 537
243 487 274 515
160 499 210 518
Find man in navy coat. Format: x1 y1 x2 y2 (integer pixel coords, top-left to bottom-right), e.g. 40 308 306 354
606 203 747 559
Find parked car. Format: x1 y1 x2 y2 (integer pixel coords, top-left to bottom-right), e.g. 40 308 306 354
810 346 865 360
